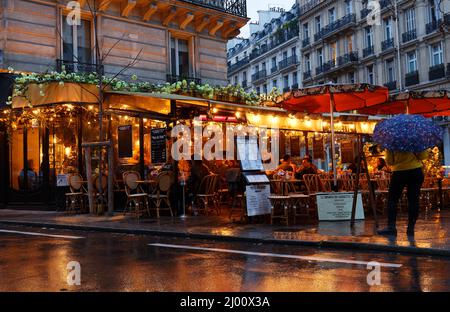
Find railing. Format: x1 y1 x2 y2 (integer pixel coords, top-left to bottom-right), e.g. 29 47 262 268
316 65 324 76
291 83 299 90
271 66 278 74
302 37 310 48
405 70 419 86
384 81 397 91
337 51 358 66
278 55 298 70
429 63 445 80
299 0 324 15
167 74 201 84
181 0 247 18
249 28 298 61
228 56 249 73
56 59 103 74
360 8 370 19
363 45 374 58
251 69 267 82
381 38 394 51
314 13 356 42
303 70 312 80
426 19 442 34
402 29 417 43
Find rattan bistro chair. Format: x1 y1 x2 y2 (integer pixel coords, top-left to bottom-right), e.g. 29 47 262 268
193 174 221 216
148 171 174 218
65 174 86 214
123 171 149 220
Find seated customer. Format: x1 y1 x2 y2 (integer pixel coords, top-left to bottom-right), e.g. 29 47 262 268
276 155 297 172
296 155 318 179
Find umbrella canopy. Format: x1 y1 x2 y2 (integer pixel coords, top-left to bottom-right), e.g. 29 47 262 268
278 83 389 113
358 90 450 116
373 114 443 153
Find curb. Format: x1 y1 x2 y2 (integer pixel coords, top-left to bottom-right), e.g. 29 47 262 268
1 219 450 257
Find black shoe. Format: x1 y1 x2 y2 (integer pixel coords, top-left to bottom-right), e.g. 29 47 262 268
377 227 397 236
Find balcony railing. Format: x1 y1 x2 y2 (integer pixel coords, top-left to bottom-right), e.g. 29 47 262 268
426 19 442 34
302 37 310 48
314 13 356 42
181 0 247 18
363 45 374 58
251 69 267 82
384 81 397 91
360 8 370 19
167 74 201 84
278 55 299 70
228 56 249 73
337 51 358 66
315 65 324 76
299 0 324 15
291 83 299 90
303 70 312 80
56 59 103 74
271 66 278 74
429 63 445 80
402 29 417 43
249 28 299 61
381 38 394 51
405 70 419 86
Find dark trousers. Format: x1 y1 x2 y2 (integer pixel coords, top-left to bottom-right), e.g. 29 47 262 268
387 168 424 227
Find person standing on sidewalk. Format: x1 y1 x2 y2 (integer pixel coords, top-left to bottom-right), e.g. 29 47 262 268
377 150 428 237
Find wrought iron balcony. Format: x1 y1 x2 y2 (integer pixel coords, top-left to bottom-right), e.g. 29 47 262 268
379 0 390 10
314 13 356 42
181 0 247 18
302 37 310 48
167 74 201 84
251 69 267 83
363 45 374 58
426 19 442 34
360 8 371 19
402 29 417 43
56 59 103 74
337 51 358 66
303 70 312 80
291 83 299 90
271 66 278 74
299 0 324 15
278 55 299 71
381 38 394 51
315 65 324 76
405 70 419 86
384 81 397 91
429 63 445 80
228 56 249 73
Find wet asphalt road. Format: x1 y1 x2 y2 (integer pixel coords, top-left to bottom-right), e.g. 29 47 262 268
0 224 449 292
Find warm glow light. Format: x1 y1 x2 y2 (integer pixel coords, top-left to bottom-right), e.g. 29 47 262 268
305 119 312 128
212 108 218 113
88 105 94 110
65 147 71 157
235 111 241 118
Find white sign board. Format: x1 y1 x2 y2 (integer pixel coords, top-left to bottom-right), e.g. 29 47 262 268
316 192 365 221
56 174 69 187
245 184 272 216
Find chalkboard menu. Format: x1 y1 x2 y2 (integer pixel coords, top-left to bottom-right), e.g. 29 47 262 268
118 125 132 158
313 137 325 159
151 128 167 164
341 140 355 163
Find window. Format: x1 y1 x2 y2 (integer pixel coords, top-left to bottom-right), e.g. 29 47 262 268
348 72 355 83
405 7 416 32
293 72 298 84
328 8 335 24
234 75 238 85
235 56 239 63
262 62 266 71
303 23 309 39
254 65 259 73
386 58 395 82
291 47 296 57
365 26 373 47
256 86 261 94
430 42 443 66
263 84 267 94
283 75 289 89
345 35 353 53
283 51 288 60
329 42 337 63
315 16 321 33
367 65 374 84
407 51 417 73
271 57 276 69
317 48 323 66
345 0 353 15
62 17 92 65
305 53 311 71
170 37 191 77
429 0 442 22
384 17 392 39
273 79 278 90
242 71 247 82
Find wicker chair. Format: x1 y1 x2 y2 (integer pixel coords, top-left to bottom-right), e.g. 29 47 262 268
149 171 174 218
192 174 220 216
65 174 86 214
123 171 149 220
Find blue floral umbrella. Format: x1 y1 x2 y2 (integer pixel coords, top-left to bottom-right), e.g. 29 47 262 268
373 114 443 152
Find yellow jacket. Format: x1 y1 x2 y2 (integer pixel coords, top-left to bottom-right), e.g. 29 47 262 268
385 150 428 172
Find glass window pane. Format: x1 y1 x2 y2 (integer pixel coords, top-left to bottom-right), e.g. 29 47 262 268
77 19 92 63
10 128 24 191
63 20 74 62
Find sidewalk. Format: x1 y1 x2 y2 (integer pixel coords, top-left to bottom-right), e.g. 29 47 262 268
0 208 449 256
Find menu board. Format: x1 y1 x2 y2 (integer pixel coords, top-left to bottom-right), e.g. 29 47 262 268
341 140 355 163
236 136 263 171
245 184 272 216
118 125 133 158
316 192 365 221
151 128 167 164
313 137 324 159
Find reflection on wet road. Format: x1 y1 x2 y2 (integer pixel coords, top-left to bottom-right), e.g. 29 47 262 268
0 225 449 291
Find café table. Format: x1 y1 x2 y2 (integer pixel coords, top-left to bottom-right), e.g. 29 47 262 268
270 179 303 195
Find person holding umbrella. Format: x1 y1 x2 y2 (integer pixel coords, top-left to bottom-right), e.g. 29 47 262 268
373 115 443 237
